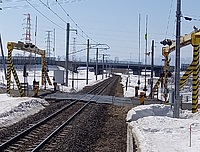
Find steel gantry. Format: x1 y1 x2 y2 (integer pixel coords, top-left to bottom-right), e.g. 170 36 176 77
150 28 200 113
7 41 52 97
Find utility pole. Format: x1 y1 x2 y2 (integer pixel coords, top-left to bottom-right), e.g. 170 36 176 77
174 0 181 118
33 16 37 81
137 14 141 88
102 54 105 79
96 48 98 80
53 28 56 58
72 38 76 90
106 58 108 78
65 23 77 86
86 39 89 85
143 15 148 96
150 40 154 99
65 23 70 86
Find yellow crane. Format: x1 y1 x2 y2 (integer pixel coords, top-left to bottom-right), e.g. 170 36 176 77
7 41 52 97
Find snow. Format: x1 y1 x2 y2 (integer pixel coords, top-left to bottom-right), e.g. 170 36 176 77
123 73 200 152
0 66 107 127
1 66 200 152
127 104 200 152
121 74 200 152
0 94 49 127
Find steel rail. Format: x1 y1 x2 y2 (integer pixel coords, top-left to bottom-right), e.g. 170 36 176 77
0 75 119 151
32 75 119 151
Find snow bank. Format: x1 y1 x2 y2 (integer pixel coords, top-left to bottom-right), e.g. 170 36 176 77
129 116 200 152
126 104 173 122
0 94 49 127
127 104 200 152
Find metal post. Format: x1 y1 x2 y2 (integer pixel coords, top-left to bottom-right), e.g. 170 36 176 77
128 64 130 86
77 72 78 89
53 28 56 58
96 48 98 80
0 34 6 80
34 16 37 81
151 40 154 99
102 54 105 79
106 59 108 78
137 14 141 88
72 65 74 90
86 39 89 85
65 23 70 86
23 64 27 96
143 15 148 96
174 0 181 118
109 64 111 77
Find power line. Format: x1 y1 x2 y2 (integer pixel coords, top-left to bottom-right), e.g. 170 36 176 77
25 0 65 30
38 0 67 24
2 0 104 47
56 0 100 44
34 0 101 48
1 0 84 5
0 0 81 10
165 0 174 38
69 43 109 55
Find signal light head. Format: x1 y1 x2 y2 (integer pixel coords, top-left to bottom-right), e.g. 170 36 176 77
24 44 29 48
30 44 35 48
160 39 172 46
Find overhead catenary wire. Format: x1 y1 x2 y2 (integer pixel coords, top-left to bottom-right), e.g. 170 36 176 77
28 0 102 50
1 0 83 7
56 0 100 44
38 0 68 25
69 43 110 55
25 0 65 30
3 0 106 58
165 0 174 38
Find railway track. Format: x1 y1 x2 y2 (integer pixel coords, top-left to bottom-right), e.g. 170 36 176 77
0 75 120 151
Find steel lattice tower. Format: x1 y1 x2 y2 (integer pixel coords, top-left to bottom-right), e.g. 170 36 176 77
23 13 31 43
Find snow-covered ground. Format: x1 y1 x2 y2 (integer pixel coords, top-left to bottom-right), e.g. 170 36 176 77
0 94 49 127
126 104 200 152
120 72 200 152
0 65 105 93
0 67 200 152
0 66 107 127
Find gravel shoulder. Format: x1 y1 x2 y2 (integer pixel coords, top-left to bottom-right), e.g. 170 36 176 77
92 105 131 152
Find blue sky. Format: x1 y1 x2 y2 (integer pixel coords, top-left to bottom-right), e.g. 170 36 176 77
0 0 200 64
